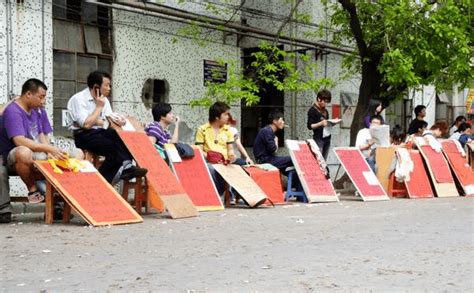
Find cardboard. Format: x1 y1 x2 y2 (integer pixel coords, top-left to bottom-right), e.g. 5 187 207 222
441 140 474 197
399 150 434 199
333 147 389 201
166 145 224 211
35 161 143 226
244 165 285 205
415 139 458 197
212 164 267 208
286 139 338 202
375 147 396 193
119 131 198 218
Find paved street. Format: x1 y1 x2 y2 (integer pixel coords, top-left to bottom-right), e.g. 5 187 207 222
1 196 473 292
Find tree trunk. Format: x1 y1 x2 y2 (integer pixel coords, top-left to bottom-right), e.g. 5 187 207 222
349 60 382 146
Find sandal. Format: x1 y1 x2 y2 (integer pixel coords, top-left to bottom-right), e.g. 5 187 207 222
27 190 45 204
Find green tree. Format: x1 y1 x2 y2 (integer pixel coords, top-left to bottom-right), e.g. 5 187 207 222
323 0 473 144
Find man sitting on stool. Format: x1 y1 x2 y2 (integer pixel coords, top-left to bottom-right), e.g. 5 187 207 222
67 71 147 184
253 110 293 175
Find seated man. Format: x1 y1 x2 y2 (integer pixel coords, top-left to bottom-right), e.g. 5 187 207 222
145 102 180 149
355 114 383 173
0 79 69 207
67 71 147 184
195 101 243 195
253 110 293 174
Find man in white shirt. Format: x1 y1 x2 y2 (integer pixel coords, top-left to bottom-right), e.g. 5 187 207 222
67 71 147 183
355 115 383 172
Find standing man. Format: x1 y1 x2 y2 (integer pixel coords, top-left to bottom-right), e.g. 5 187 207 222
0 79 67 207
407 105 427 135
67 71 147 184
253 110 293 174
307 89 339 159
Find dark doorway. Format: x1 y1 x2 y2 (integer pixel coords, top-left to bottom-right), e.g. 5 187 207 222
240 47 285 147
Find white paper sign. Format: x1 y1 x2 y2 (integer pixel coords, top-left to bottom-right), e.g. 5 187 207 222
286 140 300 151
370 125 390 147
363 171 379 186
79 160 98 173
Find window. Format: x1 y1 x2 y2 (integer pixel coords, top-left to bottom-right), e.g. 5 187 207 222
141 79 170 109
52 0 112 136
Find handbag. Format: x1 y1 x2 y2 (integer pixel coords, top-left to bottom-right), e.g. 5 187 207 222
206 150 228 164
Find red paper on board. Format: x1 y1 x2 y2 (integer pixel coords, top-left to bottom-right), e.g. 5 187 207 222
442 140 474 195
119 132 185 196
244 166 285 204
419 145 453 184
332 104 340 119
405 151 434 198
36 162 142 225
171 147 223 209
334 148 385 197
294 144 336 196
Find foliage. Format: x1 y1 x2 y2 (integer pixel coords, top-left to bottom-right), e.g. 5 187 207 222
323 0 473 102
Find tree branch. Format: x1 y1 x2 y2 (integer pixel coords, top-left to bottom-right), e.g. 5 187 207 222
337 0 368 57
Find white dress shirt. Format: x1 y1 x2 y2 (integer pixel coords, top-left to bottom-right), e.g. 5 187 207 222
66 88 112 130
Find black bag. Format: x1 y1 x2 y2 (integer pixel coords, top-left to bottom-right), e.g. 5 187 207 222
174 143 195 158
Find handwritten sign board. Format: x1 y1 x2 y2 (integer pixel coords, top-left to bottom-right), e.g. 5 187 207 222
333 148 389 201
35 161 143 226
167 145 224 211
119 131 198 218
212 164 267 208
244 165 285 205
286 140 338 202
441 140 474 197
401 150 434 199
415 141 458 197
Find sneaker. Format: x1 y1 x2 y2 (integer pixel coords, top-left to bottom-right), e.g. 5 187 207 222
120 166 148 181
0 212 12 224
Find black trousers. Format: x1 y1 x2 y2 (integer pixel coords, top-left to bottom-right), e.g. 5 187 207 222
314 136 331 160
74 128 132 183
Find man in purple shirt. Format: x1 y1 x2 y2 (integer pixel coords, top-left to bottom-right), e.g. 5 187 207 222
0 79 67 205
145 102 180 148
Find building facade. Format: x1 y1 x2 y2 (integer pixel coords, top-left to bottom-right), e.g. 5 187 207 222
1 1 470 195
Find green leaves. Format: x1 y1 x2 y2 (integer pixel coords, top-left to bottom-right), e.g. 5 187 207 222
323 0 473 102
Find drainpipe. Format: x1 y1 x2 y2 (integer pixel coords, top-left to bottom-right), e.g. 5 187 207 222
290 6 297 139
42 0 45 83
5 0 12 99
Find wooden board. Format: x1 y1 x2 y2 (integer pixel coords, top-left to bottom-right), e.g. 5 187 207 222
397 150 434 199
118 131 198 218
34 161 143 226
244 165 285 205
441 140 474 197
333 147 389 201
166 145 224 211
415 139 459 197
212 164 267 208
286 140 338 202
375 147 396 193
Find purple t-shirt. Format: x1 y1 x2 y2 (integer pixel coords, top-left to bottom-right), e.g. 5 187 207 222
39 107 53 135
0 102 46 160
145 121 171 148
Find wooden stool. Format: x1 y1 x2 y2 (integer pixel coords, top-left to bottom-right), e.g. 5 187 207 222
44 181 71 224
122 175 148 213
388 173 407 198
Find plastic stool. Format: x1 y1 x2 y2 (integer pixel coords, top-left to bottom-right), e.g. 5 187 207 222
285 170 308 203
